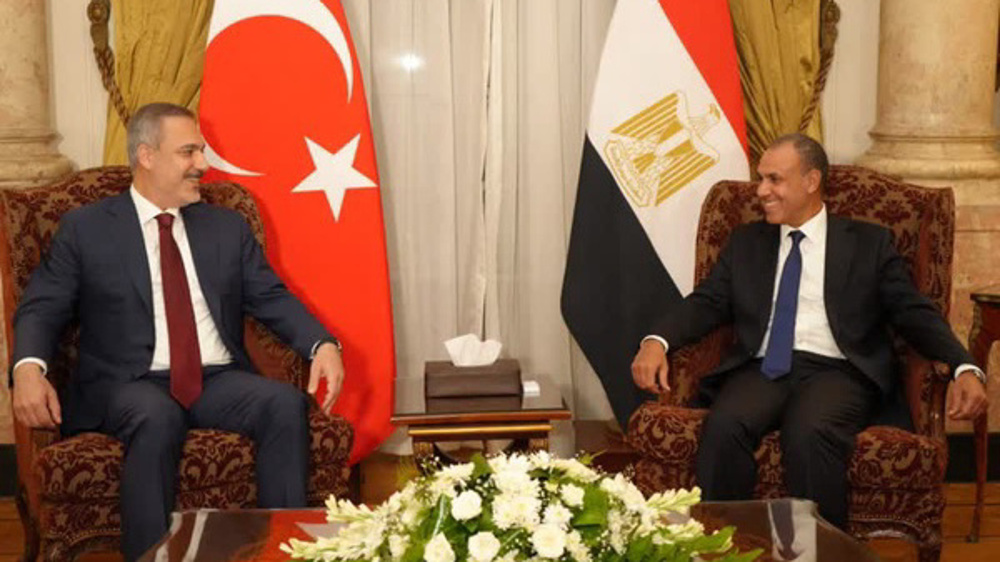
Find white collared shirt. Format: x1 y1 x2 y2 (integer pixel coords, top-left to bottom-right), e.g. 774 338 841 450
130 187 233 369
755 206 845 359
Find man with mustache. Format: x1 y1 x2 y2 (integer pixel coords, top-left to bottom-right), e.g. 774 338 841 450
10 102 345 561
631 133 988 530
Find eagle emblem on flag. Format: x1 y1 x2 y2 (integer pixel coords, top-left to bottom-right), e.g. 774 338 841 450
604 91 722 207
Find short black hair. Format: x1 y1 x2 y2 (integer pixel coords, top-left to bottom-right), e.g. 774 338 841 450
770 133 829 192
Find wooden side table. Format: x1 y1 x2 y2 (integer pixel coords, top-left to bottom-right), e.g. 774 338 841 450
967 285 998 542
392 373 571 465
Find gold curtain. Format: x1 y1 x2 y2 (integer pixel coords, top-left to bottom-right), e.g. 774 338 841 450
100 0 214 165
728 0 840 166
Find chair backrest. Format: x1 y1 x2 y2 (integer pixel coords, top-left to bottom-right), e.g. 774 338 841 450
669 165 955 432
0 166 309 394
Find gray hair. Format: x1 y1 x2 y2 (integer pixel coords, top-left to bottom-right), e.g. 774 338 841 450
770 133 829 192
126 103 196 169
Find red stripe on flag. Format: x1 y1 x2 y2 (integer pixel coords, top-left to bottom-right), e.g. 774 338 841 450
658 0 747 153
201 0 395 464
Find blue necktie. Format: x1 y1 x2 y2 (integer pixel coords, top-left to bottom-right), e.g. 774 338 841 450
761 230 805 379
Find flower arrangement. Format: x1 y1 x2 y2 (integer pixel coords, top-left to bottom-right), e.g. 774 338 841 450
282 451 760 562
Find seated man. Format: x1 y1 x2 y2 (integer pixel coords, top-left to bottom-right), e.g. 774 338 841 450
10 102 345 561
631 133 988 529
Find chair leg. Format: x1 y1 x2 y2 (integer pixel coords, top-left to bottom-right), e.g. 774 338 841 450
14 485 40 562
968 411 988 543
918 542 942 562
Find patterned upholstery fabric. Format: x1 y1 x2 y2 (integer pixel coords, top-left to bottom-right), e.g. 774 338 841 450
1 167 353 561
627 166 954 562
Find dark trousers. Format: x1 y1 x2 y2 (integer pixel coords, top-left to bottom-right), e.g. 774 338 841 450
695 352 878 529
98 366 310 562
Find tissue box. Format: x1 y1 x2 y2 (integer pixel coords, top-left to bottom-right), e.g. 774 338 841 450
424 359 522 398
425 395 523 414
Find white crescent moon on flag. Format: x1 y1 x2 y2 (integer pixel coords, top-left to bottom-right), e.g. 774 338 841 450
204 0 356 177
208 0 354 98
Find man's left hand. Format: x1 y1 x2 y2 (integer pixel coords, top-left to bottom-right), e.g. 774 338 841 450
947 370 988 420
308 342 345 412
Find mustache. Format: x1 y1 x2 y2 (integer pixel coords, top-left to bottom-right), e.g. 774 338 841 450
185 171 205 180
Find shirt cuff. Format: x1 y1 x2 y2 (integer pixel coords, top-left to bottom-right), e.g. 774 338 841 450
310 337 342 360
641 335 669 354
13 357 48 376
955 364 986 384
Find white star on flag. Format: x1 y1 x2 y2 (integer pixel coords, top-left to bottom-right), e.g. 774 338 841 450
292 135 377 220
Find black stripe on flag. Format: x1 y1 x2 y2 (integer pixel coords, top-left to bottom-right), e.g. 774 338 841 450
562 137 682 429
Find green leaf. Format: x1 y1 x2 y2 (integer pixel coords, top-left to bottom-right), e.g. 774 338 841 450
401 541 424 562
625 534 653 562
711 548 763 562
572 487 610 527
682 526 734 552
652 542 679 561
471 453 492 479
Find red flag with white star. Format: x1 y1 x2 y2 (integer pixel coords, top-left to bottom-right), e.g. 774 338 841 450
200 0 395 464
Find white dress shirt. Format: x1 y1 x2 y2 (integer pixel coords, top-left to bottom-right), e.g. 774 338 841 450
130 187 233 369
755 206 844 359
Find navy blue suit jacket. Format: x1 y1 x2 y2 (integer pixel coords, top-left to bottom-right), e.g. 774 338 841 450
652 216 974 398
12 191 330 432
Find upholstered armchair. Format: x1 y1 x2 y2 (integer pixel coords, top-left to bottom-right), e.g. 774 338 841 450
1 167 353 561
627 165 985 562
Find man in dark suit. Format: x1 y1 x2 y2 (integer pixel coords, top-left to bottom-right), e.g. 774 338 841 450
10 102 346 561
631 133 988 529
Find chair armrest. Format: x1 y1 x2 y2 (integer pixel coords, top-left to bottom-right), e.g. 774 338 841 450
13 415 57 519
665 327 732 407
901 351 951 439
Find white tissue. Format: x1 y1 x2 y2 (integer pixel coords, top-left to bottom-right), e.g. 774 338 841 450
444 334 502 366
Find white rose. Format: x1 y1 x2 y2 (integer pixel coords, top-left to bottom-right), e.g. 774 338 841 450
451 490 484 521
402 501 424 527
492 469 535 495
512 494 542 528
468 531 502 562
543 504 573 529
530 523 567 559
560 484 585 507
566 530 591 562
423 533 456 562
389 534 410 558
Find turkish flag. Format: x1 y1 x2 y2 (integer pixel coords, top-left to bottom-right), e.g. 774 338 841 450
200 0 395 464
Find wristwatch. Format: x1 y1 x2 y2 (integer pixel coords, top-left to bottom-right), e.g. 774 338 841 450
311 337 342 359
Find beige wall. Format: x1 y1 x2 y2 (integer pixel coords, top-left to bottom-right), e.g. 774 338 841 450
48 0 107 169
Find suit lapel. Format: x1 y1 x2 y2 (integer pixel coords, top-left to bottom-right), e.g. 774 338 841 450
755 224 781 331
181 204 223 326
109 192 153 317
824 216 855 332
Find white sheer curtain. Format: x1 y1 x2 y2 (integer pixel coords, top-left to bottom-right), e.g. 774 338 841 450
343 0 617 452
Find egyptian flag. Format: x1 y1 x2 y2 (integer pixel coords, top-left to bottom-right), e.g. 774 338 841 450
199 0 395 464
561 0 748 428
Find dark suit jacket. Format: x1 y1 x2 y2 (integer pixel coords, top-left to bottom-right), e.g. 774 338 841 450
12 191 331 432
652 215 974 396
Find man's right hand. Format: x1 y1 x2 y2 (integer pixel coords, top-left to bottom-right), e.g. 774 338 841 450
631 339 670 394
12 362 61 428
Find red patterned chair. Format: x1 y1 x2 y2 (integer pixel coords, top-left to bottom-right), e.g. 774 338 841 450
627 165 984 562
1 167 353 561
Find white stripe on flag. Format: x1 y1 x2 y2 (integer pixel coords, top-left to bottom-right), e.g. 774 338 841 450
587 0 748 295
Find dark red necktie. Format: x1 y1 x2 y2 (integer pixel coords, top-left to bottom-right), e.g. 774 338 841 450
156 213 202 408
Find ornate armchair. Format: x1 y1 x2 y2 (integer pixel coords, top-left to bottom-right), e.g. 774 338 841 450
627 165 984 562
1 167 354 561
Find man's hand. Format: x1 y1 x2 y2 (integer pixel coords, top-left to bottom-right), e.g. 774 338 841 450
308 342 345 412
631 339 670 394
12 362 61 428
947 370 988 420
